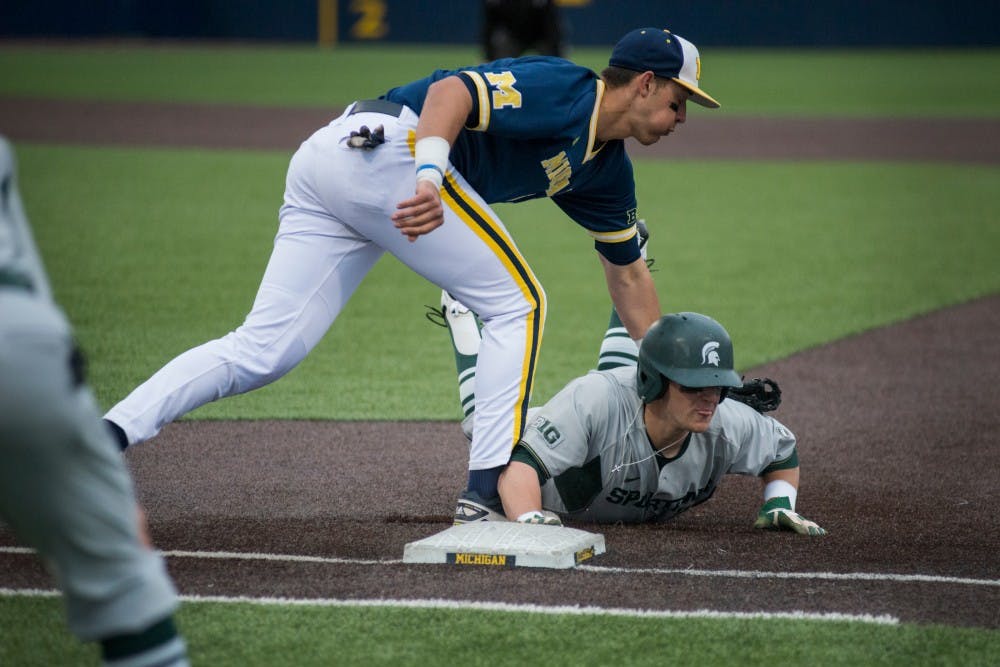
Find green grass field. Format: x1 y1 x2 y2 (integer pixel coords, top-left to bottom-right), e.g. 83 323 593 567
3 595 1000 667
2 42 999 116
2 42 999 666
17 147 1000 418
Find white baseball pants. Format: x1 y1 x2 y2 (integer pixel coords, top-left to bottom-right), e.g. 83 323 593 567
106 103 545 470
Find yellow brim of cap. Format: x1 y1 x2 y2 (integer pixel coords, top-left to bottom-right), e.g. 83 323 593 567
672 78 721 109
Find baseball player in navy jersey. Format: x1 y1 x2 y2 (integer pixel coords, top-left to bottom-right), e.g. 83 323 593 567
434 237 825 532
0 137 190 666
103 27 718 523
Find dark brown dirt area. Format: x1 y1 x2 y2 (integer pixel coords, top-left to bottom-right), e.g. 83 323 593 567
1 97 997 630
2 96 999 163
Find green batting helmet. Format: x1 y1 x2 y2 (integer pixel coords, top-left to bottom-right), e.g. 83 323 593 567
636 312 743 403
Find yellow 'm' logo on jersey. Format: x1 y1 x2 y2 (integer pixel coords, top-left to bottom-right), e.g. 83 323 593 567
541 151 571 196
485 71 522 109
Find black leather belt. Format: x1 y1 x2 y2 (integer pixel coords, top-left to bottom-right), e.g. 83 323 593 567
348 99 404 117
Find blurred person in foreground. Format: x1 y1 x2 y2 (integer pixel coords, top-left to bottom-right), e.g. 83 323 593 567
0 136 189 667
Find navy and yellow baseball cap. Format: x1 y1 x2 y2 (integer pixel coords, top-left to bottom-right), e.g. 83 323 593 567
609 27 720 109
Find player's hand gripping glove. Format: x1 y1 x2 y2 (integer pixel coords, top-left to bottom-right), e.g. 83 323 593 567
516 511 563 526
753 497 826 536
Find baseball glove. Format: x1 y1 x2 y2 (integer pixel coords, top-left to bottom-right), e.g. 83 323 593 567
727 377 782 413
343 124 385 149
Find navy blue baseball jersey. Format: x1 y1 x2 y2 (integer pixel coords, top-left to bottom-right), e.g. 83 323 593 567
384 57 640 264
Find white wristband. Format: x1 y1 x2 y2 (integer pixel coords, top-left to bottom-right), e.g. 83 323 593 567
414 136 450 188
763 479 798 510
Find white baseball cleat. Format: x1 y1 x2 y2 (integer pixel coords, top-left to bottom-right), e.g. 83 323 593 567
636 218 653 267
439 291 480 356
441 290 471 320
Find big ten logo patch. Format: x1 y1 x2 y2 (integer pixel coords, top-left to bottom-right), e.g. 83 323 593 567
532 416 563 448
540 151 571 196
484 71 523 109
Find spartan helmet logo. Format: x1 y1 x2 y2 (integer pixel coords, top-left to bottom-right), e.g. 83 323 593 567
701 341 721 367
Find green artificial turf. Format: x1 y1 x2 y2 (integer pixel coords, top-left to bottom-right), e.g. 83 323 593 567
15 145 1000 419
1 43 998 117
2 595 998 667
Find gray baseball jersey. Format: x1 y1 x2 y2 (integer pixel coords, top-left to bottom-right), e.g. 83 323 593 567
518 366 797 523
0 137 180 643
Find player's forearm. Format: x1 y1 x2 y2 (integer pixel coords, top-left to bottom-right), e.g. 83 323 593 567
755 466 825 535
761 467 800 506
415 76 473 145
761 467 799 488
601 256 660 340
498 461 545 519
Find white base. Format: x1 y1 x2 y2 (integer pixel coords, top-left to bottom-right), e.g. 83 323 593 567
403 522 605 569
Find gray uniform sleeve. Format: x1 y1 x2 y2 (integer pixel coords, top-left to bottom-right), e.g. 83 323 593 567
718 400 798 476
519 371 617 477
520 368 658 520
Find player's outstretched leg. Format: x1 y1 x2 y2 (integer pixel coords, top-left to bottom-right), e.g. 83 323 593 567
104 204 383 449
596 307 639 371
434 290 482 430
429 289 506 524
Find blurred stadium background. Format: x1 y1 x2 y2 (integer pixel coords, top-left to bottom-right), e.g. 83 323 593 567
2 0 997 48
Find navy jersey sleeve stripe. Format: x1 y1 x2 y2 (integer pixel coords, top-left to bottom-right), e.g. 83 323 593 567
594 237 642 265
459 71 490 131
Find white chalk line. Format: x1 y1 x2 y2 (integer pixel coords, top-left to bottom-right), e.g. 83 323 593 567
576 564 1000 587
0 587 899 625
166 548 401 566
3 545 997 588
0 546 397 566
